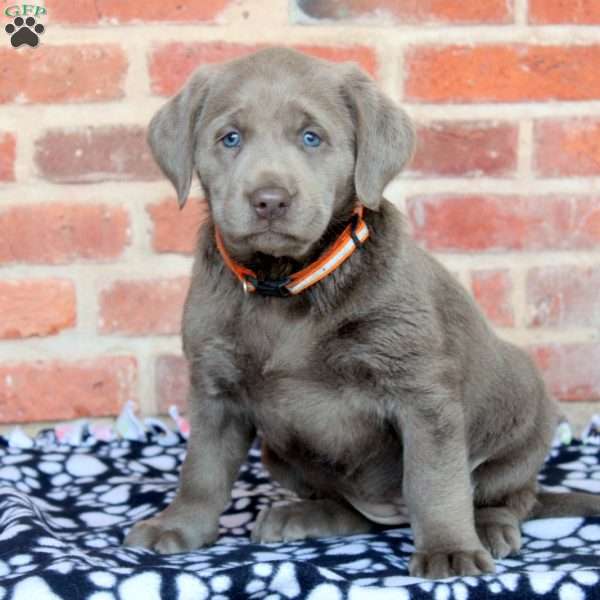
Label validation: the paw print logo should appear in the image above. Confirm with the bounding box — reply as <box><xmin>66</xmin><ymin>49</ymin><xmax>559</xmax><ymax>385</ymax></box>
<box><xmin>5</xmin><ymin>16</ymin><xmax>45</xmax><ymax>48</ymax></box>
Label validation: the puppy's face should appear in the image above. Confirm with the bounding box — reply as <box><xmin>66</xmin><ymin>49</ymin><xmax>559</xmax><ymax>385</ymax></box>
<box><xmin>195</xmin><ymin>60</ymin><xmax>355</xmax><ymax>259</ymax></box>
<box><xmin>148</xmin><ymin>48</ymin><xmax>414</xmax><ymax>260</ymax></box>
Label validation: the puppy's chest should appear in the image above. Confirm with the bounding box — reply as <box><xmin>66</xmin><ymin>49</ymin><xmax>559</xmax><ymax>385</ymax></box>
<box><xmin>238</xmin><ymin>303</ymin><xmax>315</xmax><ymax>377</ymax></box>
<box><xmin>235</xmin><ymin>306</ymin><xmax>395</xmax><ymax>471</ymax></box>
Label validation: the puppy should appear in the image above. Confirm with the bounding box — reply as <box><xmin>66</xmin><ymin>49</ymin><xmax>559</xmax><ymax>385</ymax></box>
<box><xmin>125</xmin><ymin>47</ymin><xmax>600</xmax><ymax>578</ymax></box>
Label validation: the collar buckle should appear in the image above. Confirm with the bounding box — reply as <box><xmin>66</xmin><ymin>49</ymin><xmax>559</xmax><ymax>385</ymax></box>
<box><xmin>241</xmin><ymin>279</ymin><xmax>251</xmax><ymax>295</ymax></box>
<box><xmin>246</xmin><ymin>276</ymin><xmax>291</xmax><ymax>298</ymax></box>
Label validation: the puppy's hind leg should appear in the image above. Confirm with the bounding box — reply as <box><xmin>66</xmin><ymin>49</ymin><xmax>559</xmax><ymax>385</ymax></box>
<box><xmin>254</xmin><ymin>444</ymin><xmax>372</xmax><ymax>543</ymax></box>
<box><xmin>475</xmin><ymin>488</ymin><xmax>536</xmax><ymax>559</ymax></box>
<box><xmin>473</xmin><ymin>456</ymin><xmax>539</xmax><ymax>559</ymax></box>
<box><xmin>475</xmin><ymin>463</ymin><xmax>600</xmax><ymax>558</ymax></box>
<box><xmin>261</xmin><ymin>443</ymin><xmax>320</xmax><ymax>500</ymax></box>
<box><xmin>251</xmin><ymin>498</ymin><xmax>372</xmax><ymax>543</ymax></box>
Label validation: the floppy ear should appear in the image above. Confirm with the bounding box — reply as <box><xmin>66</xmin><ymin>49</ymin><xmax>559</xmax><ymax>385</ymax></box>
<box><xmin>342</xmin><ymin>66</ymin><xmax>415</xmax><ymax>211</ymax></box>
<box><xmin>147</xmin><ymin>67</ymin><xmax>213</xmax><ymax>208</ymax></box>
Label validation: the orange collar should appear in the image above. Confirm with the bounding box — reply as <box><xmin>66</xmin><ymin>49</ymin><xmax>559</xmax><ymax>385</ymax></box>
<box><xmin>214</xmin><ymin>205</ymin><xmax>370</xmax><ymax>297</ymax></box>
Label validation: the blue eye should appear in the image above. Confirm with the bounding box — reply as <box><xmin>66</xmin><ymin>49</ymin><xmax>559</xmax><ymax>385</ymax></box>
<box><xmin>302</xmin><ymin>131</ymin><xmax>321</xmax><ymax>148</ymax></box>
<box><xmin>222</xmin><ymin>131</ymin><xmax>241</xmax><ymax>148</ymax></box>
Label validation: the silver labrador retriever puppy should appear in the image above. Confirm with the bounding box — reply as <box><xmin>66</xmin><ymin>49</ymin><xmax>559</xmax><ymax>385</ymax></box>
<box><xmin>125</xmin><ymin>47</ymin><xmax>600</xmax><ymax>578</ymax></box>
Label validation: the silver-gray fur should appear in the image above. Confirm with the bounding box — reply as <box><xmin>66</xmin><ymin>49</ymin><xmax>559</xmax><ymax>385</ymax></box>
<box><xmin>124</xmin><ymin>47</ymin><xmax>600</xmax><ymax>579</ymax></box>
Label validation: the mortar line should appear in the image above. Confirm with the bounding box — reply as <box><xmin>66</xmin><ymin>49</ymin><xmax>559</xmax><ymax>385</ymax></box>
<box><xmin>39</xmin><ymin>23</ymin><xmax>600</xmax><ymax>45</ymax></box>
<box><xmin>514</xmin><ymin>0</ymin><xmax>529</xmax><ymax>26</ymax></box>
<box><xmin>6</xmin><ymin>101</ymin><xmax>600</xmax><ymax>133</ymax></box>
<box><xmin>517</xmin><ymin>118</ymin><xmax>534</xmax><ymax>179</ymax></box>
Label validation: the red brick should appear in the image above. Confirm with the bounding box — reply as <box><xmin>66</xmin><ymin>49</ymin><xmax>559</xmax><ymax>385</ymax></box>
<box><xmin>0</xmin><ymin>203</ymin><xmax>129</xmax><ymax>264</ymax></box>
<box><xmin>408</xmin><ymin>195</ymin><xmax>600</xmax><ymax>252</ymax></box>
<box><xmin>0</xmin><ymin>357</ymin><xmax>137</xmax><ymax>423</ymax></box>
<box><xmin>527</xmin><ymin>265</ymin><xmax>600</xmax><ymax>328</ymax></box>
<box><xmin>407</xmin><ymin>195</ymin><xmax>600</xmax><ymax>252</ymax></box>
<box><xmin>405</xmin><ymin>45</ymin><xmax>600</xmax><ymax>103</ymax></box>
<box><xmin>45</xmin><ymin>0</ymin><xmax>231</xmax><ymax>24</ymax></box>
<box><xmin>0</xmin><ymin>46</ymin><xmax>126</xmax><ymax>104</ymax></box>
<box><xmin>529</xmin><ymin>344</ymin><xmax>600</xmax><ymax>401</ymax></box>
<box><xmin>39</xmin><ymin>0</ymin><xmax>98</xmax><ymax>23</ymax></box>
<box><xmin>99</xmin><ymin>278</ymin><xmax>189</xmax><ymax>335</ymax></box>
<box><xmin>530</xmin><ymin>0</ymin><xmax>600</xmax><ymax>24</ymax></box>
<box><xmin>147</xmin><ymin>197</ymin><xmax>208</xmax><ymax>254</ymax></box>
<box><xmin>471</xmin><ymin>270</ymin><xmax>514</xmax><ymax>327</ymax></box>
<box><xmin>35</xmin><ymin>126</ymin><xmax>161</xmax><ymax>182</ymax></box>
<box><xmin>409</xmin><ymin>121</ymin><xmax>517</xmax><ymax>177</ymax></box>
<box><xmin>293</xmin><ymin>0</ymin><xmax>512</xmax><ymax>24</ymax></box>
<box><xmin>0</xmin><ymin>133</ymin><xmax>16</xmax><ymax>181</ymax></box>
<box><xmin>150</xmin><ymin>42</ymin><xmax>257</xmax><ymax>96</ymax></box>
<box><xmin>156</xmin><ymin>355</ymin><xmax>189</xmax><ymax>413</ymax></box>
<box><xmin>150</xmin><ymin>42</ymin><xmax>378</xmax><ymax>96</ymax></box>
<box><xmin>534</xmin><ymin>119</ymin><xmax>600</xmax><ymax>177</ymax></box>
<box><xmin>296</xmin><ymin>45</ymin><xmax>378</xmax><ymax>77</ymax></box>
<box><xmin>0</xmin><ymin>280</ymin><xmax>76</xmax><ymax>339</ymax></box>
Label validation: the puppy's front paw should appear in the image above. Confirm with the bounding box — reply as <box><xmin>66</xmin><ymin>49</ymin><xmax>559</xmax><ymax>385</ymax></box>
<box><xmin>124</xmin><ymin>514</ymin><xmax>217</xmax><ymax>554</ymax></box>
<box><xmin>409</xmin><ymin>547</ymin><xmax>495</xmax><ymax>579</ymax></box>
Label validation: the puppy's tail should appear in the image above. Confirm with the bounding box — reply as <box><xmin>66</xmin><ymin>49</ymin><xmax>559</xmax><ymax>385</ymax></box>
<box><xmin>530</xmin><ymin>491</ymin><xmax>600</xmax><ymax>519</ymax></box>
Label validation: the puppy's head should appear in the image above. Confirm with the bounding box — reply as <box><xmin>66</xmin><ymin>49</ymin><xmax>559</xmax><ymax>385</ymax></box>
<box><xmin>148</xmin><ymin>47</ymin><xmax>414</xmax><ymax>260</ymax></box>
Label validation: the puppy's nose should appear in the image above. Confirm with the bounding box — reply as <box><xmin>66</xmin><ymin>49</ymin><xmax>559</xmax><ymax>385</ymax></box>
<box><xmin>250</xmin><ymin>186</ymin><xmax>291</xmax><ymax>220</ymax></box>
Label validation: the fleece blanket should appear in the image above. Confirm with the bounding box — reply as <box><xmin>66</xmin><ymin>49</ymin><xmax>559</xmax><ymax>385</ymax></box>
<box><xmin>0</xmin><ymin>416</ymin><xmax>599</xmax><ymax>600</ymax></box>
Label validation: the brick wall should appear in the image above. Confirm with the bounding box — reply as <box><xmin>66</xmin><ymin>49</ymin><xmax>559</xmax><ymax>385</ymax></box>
<box><xmin>1</xmin><ymin>0</ymin><xmax>599</xmax><ymax>425</ymax></box>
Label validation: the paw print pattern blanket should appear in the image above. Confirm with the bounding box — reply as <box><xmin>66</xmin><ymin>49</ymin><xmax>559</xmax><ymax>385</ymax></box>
<box><xmin>1</xmin><ymin>420</ymin><xmax>599</xmax><ymax>600</ymax></box>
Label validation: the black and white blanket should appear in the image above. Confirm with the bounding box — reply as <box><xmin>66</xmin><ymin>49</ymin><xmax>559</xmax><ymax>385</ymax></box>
<box><xmin>1</xmin><ymin>417</ymin><xmax>600</xmax><ymax>600</ymax></box>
